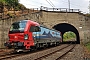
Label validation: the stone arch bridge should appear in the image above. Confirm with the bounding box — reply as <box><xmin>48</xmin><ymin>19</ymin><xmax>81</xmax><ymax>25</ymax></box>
<box><xmin>0</xmin><ymin>7</ymin><xmax>90</xmax><ymax>48</ymax></box>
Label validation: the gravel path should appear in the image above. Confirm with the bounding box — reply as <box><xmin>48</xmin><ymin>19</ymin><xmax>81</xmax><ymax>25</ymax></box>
<box><xmin>60</xmin><ymin>44</ymin><xmax>84</xmax><ymax>60</ymax></box>
<box><xmin>0</xmin><ymin>49</ymin><xmax>13</xmax><ymax>55</ymax></box>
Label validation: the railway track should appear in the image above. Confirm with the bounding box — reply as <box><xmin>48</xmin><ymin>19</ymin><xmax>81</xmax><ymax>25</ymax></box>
<box><xmin>0</xmin><ymin>45</ymin><xmax>62</xmax><ymax>60</ymax></box>
<box><xmin>0</xmin><ymin>44</ymin><xmax>76</xmax><ymax>60</ymax></box>
<box><xmin>0</xmin><ymin>52</ymin><xmax>23</xmax><ymax>60</ymax></box>
<box><xmin>34</xmin><ymin>44</ymin><xmax>76</xmax><ymax>60</ymax></box>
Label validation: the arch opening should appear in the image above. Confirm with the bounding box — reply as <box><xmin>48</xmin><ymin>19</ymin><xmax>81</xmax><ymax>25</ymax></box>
<box><xmin>53</xmin><ymin>23</ymin><xmax>80</xmax><ymax>44</ymax></box>
<box><xmin>63</xmin><ymin>31</ymin><xmax>76</xmax><ymax>42</ymax></box>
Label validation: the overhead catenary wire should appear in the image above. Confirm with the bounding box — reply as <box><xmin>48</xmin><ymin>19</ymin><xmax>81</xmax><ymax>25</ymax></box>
<box><xmin>48</xmin><ymin>0</ymin><xmax>55</xmax><ymax>7</ymax></box>
<box><xmin>68</xmin><ymin>0</ymin><xmax>70</xmax><ymax>9</ymax></box>
<box><xmin>20</xmin><ymin>0</ymin><xmax>81</xmax><ymax>9</ymax></box>
<box><xmin>45</xmin><ymin>0</ymin><xmax>54</xmax><ymax>8</ymax></box>
<box><xmin>20</xmin><ymin>0</ymin><xmax>85</xmax><ymax>10</ymax></box>
<box><xmin>89</xmin><ymin>1</ymin><xmax>90</xmax><ymax>13</ymax></box>
<box><xmin>61</xmin><ymin>0</ymin><xmax>84</xmax><ymax>8</ymax></box>
<box><xmin>30</xmin><ymin>0</ymin><xmax>54</xmax><ymax>7</ymax></box>
<box><xmin>21</xmin><ymin>0</ymin><xmax>54</xmax><ymax>8</ymax></box>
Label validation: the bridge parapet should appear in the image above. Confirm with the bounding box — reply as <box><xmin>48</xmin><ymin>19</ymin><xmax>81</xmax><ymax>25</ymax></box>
<box><xmin>26</xmin><ymin>6</ymin><xmax>80</xmax><ymax>13</ymax></box>
<box><xmin>40</xmin><ymin>6</ymin><xmax>80</xmax><ymax>13</ymax></box>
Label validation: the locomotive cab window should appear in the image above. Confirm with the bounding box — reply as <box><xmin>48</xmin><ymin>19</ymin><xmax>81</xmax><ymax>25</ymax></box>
<box><xmin>30</xmin><ymin>26</ymin><xmax>41</xmax><ymax>32</ymax></box>
<box><xmin>9</xmin><ymin>21</ymin><xmax>27</xmax><ymax>33</ymax></box>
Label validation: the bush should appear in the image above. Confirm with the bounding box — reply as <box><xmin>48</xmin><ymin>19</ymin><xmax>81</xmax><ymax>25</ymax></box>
<box><xmin>63</xmin><ymin>32</ymin><xmax>76</xmax><ymax>41</ymax></box>
<box><xmin>85</xmin><ymin>42</ymin><xmax>90</xmax><ymax>51</ymax></box>
<box><xmin>7</xmin><ymin>13</ymin><xmax>14</xmax><ymax>18</ymax></box>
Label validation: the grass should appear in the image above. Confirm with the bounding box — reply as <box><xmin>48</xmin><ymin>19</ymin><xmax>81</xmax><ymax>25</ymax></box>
<box><xmin>85</xmin><ymin>42</ymin><xmax>90</xmax><ymax>51</ymax></box>
<box><xmin>63</xmin><ymin>38</ymin><xmax>75</xmax><ymax>42</ymax></box>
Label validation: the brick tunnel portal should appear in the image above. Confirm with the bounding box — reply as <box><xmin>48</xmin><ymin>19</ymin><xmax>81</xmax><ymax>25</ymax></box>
<box><xmin>53</xmin><ymin>23</ymin><xmax>80</xmax><ymax>44</ymax></box>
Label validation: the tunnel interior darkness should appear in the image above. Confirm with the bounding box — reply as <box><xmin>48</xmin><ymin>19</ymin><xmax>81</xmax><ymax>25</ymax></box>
<box><xmin>53</xmin><ymin>23</ymin><xmax>80</xmax><ymax>44</ymax></box>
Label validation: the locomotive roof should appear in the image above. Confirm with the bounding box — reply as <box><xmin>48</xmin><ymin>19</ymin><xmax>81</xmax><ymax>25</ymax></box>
<box><xmin>40</xmin><ymin>25</ymin><xmax>60</xmax><ymax>32</ymax></box>
<box><xmin>13</xmin><ymin>20</ymin><xmax>39</xmax><ymax>26</ymax></box>
<box><xmin>28</xmin><ymin>20</ymin><xmax>40</xmax><ymax>26</ymax></box>
<box><xmin>14</xmin><ymin>20</ymin><xmax>28</xmax><ymax>23</ymax></box>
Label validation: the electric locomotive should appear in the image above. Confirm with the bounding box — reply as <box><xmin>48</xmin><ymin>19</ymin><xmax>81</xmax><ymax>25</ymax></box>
<box><xmin>4</xmin><ymin>20</ymin><xmax>62</xmax><ymax>52</ymax></box>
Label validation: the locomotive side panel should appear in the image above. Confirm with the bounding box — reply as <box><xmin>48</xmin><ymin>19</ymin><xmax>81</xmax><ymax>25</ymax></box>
<box><xmin>32</xmin><ymin>26</ymin><xmax>62</xmax><ymax>46</ymax></box>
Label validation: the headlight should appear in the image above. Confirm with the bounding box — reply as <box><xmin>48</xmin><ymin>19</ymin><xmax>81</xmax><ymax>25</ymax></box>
<box><xmin>24</xmin><ymin>34</ymin><xmax>28</xmax><ymax>40</ymax></box>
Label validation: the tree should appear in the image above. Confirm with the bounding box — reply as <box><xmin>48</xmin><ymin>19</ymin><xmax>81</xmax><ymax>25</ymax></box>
<box><xmin>4</xmin><ymin>0</ymin><xmax>19</xmax><ymax>10</ymax></box>
<box><xmin>63</xmin><ymin>32</ymin><xmax>76</xmax><ymax>41</ymax></box>
<box><xmin>0</xmin><ymin>0</ymin><xmax>26</xmax><ymax>12</ymax></box>
<box><xmin>0</xmin><ymin>0</ymin><xmax>6</xmax><ymax>4</ymax></box>
<box><xmin>0</xmin><ymin>0</ymin><xmax>6</xmax><ymax>13</ymax></box>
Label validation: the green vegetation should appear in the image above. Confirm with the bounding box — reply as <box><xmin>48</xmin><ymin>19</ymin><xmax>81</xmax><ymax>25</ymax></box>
<box><xmin>0</xmin><ymin>0</ymin><xmax>26</xmax><ymax>11</ymax></box>
<box><xmin>0</xmin><ymin>0</ymin><xmax>5</xmax><ymax>4</ymax></box>
<box><xmin>85</xmin><ymin>42</ymin><xmax>90</xmax><ymax>51</ymax></box>
<box><xmin>63</xmin><ymin>31</ymin><xmax>76</xmax><ymax>41</ymax></box>
<box><xmin>85</xmin><ymin>13</ymin><xmax>90</xmax><ymax>17</ymax></box>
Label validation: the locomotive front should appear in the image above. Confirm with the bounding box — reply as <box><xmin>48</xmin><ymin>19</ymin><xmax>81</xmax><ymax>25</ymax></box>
<box><xmin>4</xmin><ymin>20</ymin><xmax>33</xmax><ymax>50</ymax></box>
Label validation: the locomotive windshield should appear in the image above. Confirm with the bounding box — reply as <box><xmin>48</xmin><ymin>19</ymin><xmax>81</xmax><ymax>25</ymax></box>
<box><xmin>30</xmin><ymin>26</ymin><xmax>41</xmax><ymax>32</ymax></box>
<box><xmin>9</xmin><ymin>21</ymin><xmax>27</xmax><ymax>33</ymax></box>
